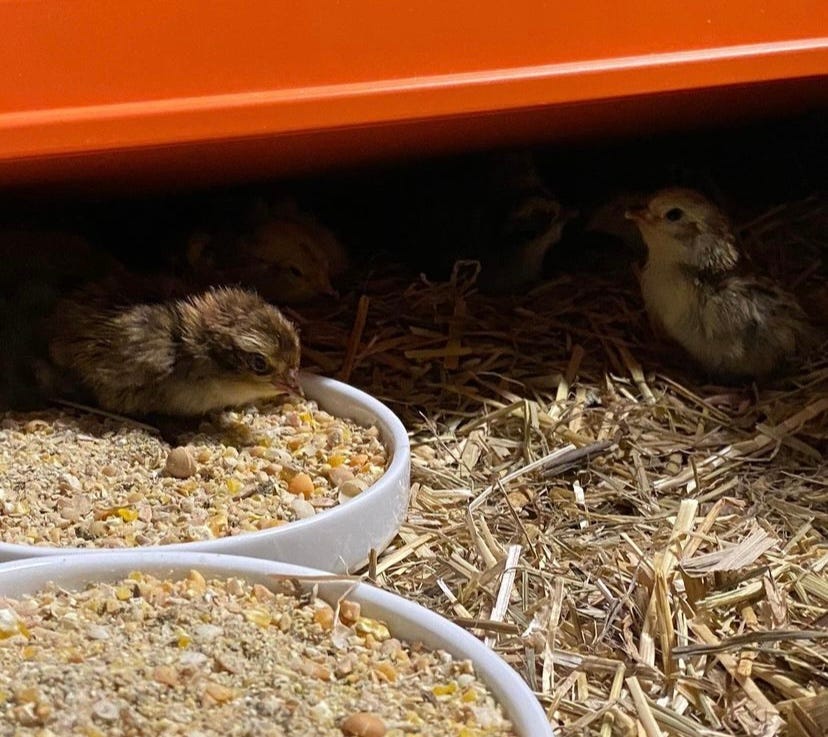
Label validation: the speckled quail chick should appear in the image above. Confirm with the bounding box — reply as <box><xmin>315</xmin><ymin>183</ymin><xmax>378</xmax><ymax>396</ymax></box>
<box><xmin>47</xmin><ymin>284</ymin><xmax>302</xmax><ymax>416</ymax></box>
<box><xmin>626</xmin><ymin>187</ymin><xmax>816</xmax><ymax>380</ymax></box>
<box><xmin>187</xmin><ymin>197</ymin><xmax>348</xmax><ymax>304</ymax></box>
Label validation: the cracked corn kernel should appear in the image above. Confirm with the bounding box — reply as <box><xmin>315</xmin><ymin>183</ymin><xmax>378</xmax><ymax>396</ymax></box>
<box><xmin>116</xmin><ymin>507</ymin><xmax>138</xmax><ymax>522</ymax></box>
<box><xmin>301</xmin><ymin>659</ymin><xmax>332</xmax><ymax>681</ymax></box>
<box><xmin>244</xmin><ymin>608</ymin><xmax>272</xmax><ymax>627</ymax></box>
<box><xmin>14</xmin><ymin>686</ymin><xmax>41</xmax><ymax>703</ymax></box>
<box><xmin>287</xmin><ymin>436</ymin><xmax>305</xmax><ymax>451</ymax></box>
<box><xmin>225</xmin><ymin>478</ymin><xmax>243</xmax><ymax>495</ymax></box>
<box><xmin>207</xmin><ymin>514</ymin><xmax>228</xmax><ymax>536</ymax></box>
<box><xmin>257</xmin><ymin>517</ymin><xmax>285</xmax><ymax>529</ymax></box>
<box><xmin>21</xmin><ymin>645</ymin><xmax>38</xmax><ymax>659</ymax></box>
<box><xmin>288</xmin><ymin>472</ymin><xmax>314</xmax><ymax>497</ymax></box>
<box><xmin>187</xmin><ymin>569</ymin><xmax>207</xmax><ymax>593</ymax></box>
<box><xmin>313</xmin><ymin>602</ymin><xmax>335</xmax><ymax>630</ymax></box>
<box><xmin>432</xmin><ymin>682</ymin><xmax>458</xmax><ymax>696</ymax></box>
<box><xmin>374</xmin><ymin>661</ymin><xmax>397</xmax><ymax>682</ymax></box>
<box><xmin>0</xmin><ymin>608</ymin><xmax>28</xmax><ymax>639</ymax></box>
<box><xmin>252</xmin><ymin>583</ymin><xmax>275</xmax><ymax>601</ymax></box>
<box><xmin>355</xmin><ymin>617</ymin><xmax>390</xmax><ymax>641</ymax></box>
<box><xmin>338</xmin><ymin>599</ymin><xmax>361</xmax><ymax>625</ymax></box>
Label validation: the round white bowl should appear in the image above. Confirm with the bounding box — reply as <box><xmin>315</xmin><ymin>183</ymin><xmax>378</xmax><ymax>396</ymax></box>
<box><xmin>0</xmin><ymin>373</ymin><xmax>411</xmax><ymax>573</ymax></box>
<box><xmin>0</xmin><ymin>552</ymin><xmax>553</xmax><ymax>737</ymax></box>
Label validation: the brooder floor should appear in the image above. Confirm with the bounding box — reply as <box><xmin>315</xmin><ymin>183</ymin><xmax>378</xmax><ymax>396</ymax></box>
<box><xmin>296</xmin><ymin>194</ymin><xmax>828</xmax><ymax>736</ymax></box>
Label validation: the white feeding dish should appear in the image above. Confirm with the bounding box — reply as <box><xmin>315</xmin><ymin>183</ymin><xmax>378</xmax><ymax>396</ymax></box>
<box><xmin>0</xmin><ymin>374</ymin><xmax>411</xmax><ymax>573</ymax></box>
<box><xmin>0</xmin><ymin>552</ymin><xmax>554</xmax><ymax>737</ymax></box>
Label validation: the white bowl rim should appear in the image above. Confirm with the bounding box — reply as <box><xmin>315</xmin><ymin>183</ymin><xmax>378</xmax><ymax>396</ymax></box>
<box><xmin>0</xmin><ymin>551</ymin><xmax>553</xmax><ymax>737</ymax></box>
<box><xmin>0</xmin><ymin>372</ymin><xmax>410</xmax><ymax>556</ymax></box>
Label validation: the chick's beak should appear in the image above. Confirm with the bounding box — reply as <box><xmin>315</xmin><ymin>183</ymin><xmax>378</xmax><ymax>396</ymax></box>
<box><xmin>624</xmin><ymin>206</ymin><xmax>652</xmax><ymax>224</ymax></box>
<box><xmin>273</xmin><ymin>368</ymin><xmax>303</xmax><ymax>397</ymax></box>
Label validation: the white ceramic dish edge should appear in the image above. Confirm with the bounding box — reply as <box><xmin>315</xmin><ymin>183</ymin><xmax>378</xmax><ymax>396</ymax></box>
<box><xmin>0</xmin><ymin>373</ymin><xmax>411</xmax><ymax>573</ymax></box>
<box><xmin>0</xmin><ymin>551</ymin><xmax>554</xmax><ymax>737</ymax></box>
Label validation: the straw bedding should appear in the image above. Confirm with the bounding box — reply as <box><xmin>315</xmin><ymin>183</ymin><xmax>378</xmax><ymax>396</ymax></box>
<box><xmin>295</xmin><ymin>195</ymin><xmax>828</xmax><ymax>736</ymax></box>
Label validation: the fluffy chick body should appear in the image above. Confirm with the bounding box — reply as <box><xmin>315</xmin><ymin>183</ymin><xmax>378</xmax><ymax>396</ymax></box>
<box><xmin>48</xmin><ymin>285</ymin><xmax>301</xmax><ymax>416</ymax></box>
<box><xmin>629</xmin><ymin>187</ymin><xmax>813</xmax><ymax>379</ymax></box>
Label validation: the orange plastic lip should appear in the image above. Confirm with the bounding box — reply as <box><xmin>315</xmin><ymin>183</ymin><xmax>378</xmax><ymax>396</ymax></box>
<box><xmin>0</xmin><ymin>1</ymin><xmax>826</xmax><ymax>185</ymax></box>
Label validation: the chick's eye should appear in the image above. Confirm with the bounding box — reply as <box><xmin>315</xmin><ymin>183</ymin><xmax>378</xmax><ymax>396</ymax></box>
<box><xmin>288</xmin><ymin>265</ymin><xmax>303</xmax><ymax>278</ymax></box>
<box><xmin>247</xmin><ymin>353</ymin><xmax>270</xmax><ymax>375</ymax></box>
<box><xmin>665</xmin><ymin>208</ymin><xmax>684</xmax><ymax>222</ymax></box>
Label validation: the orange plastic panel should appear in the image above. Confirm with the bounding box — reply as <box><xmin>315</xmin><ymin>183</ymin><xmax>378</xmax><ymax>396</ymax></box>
<box><xmin>0</xmin><ymin>0</ymin><xmax>826</xmax><ymax>188</ymax></box>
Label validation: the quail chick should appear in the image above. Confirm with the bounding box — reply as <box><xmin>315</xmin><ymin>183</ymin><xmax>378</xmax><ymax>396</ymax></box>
<box><xmin>188</xmin><ymin>197</ymin><xmax>348</xmax><ymax>304</ymax></box>
<box><xmin>47</xmin><ymin>284</ymin><xmax>302</xmax><ymax>416</ymax></box>
<box><xmin>378</xmin><ymin>151</ymin><xmax>574</xmax><ymax>292</ymax></box>
<box><xmin>477</xmin><ymin>151</ymin><xmax>576</xmax><ymax>292</ymax></box>
<box><xmin>626</xmin><ymin>187</ymin><xmax>815</xmax><ymax>380</ymax></box>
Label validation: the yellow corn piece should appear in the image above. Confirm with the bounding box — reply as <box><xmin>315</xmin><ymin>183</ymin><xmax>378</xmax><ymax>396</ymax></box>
<box><xmin>374</xmin><ymin>661</ymin><xmax>398</xmax><ymax>682</ymax></box>
<box><xmin>432</xmin><ymin>681</ymin><xmax>458</xmax><ymax>697</ymax></box>
<box><xmin>21</xmin><ymin>645</ymin><xmax>38</xmax><ymax>660</ymax></box>
<box><xmin>354</xmin><ymin>616</ymin><xmax>390</xmax><ymax>641</ymax></box>
<box><xmin>244</xmin><ymin>608</ymin><xmax>272</xmax><ymax>627</ymax></box>
<box><xmin>116</xmin><ymin>507</ymin><xmax>138</xmax><ymax>522</ymax></box>
<box><xmin>0</xmin><ymin>608</ymin><xmax>28</xmax><ymax>640</ymax></box>
<box><xmin>207</xmin><ymin>514</ymin><xmax>228</xmax><ymax>536</ymax></box>
<box><xmin>287</xmin><ymin>437</ymin><xmax>305</xmax><ymax>452</ymax></box>
<box><xmin>458</xmin><ymin>729</ymin><xmax>483</xmax><ymax>737</ymax></box>
<box><xmin>187</xmin><ymin>570</ymin><xmax>206</xmax><ymax>593</ymax></box>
